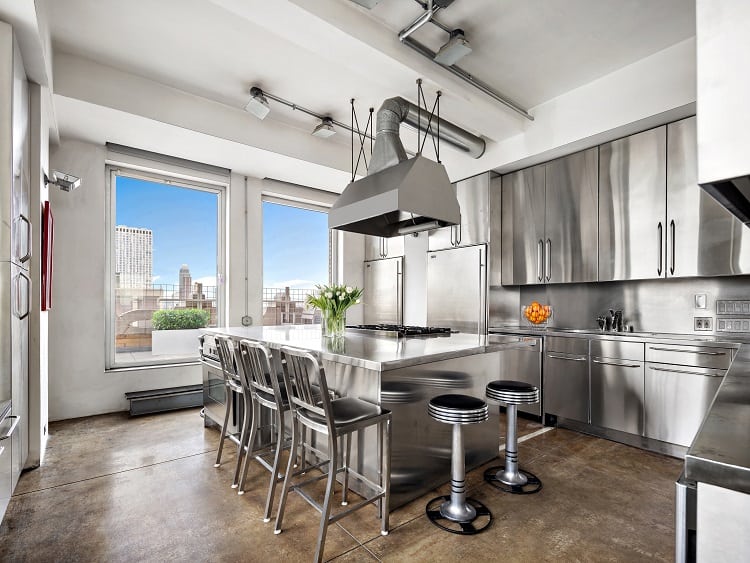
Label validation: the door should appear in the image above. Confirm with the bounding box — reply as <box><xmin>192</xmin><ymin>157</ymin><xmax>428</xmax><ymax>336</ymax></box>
<box><xmin>543</xmin><ymin>337</ymin><xmax>589</xmax><ymax>422</ymax></box>
<box><xmin>10</xmin><ymin>262</ymin><xmax>29</xmax><ymax>485</ymax></box>
<box><xmin>365</xmin><ymin>235</ymin><xmax>404</xmax><ymax>260</ymax></box>
<box><xmin>667</xmin><ymin>116</ymin><xmax>750</xmax><ymax>277</ymax></box>
<box><xmin>11</xmin><ymin>42</ymin><xmax>30</xmax><ymax>270</ymax></box>
<box><xmin>590</xmin><ymin>357</ymin><xmax>644</xmax><ymax>435</ymax></box>
<box><xmin>645</xmin><ymin>363</ymin><xmax>724</xmax><ymax>447</ymax></box>
<box><xmin>494</xmin><ymin>337</ymin><xmax>542</xmax><ymax>416</ymax></box>
<box><xmin>429</xmin><ymin>172</ymin><xmax>490</xmax><ymax>251</ymax></box>
<box><xmin>544</xmin><ymin>148</ymin><xmax>598</xmax><ymax>283</ymax></box>
<box><xmin>501</xmin><ymin>165</ymin><xmax>546</xmax><ymax>285</ymax></box>
<box><xmin>599</xmin><ymin>126</ymin><xmax>667</xmax><ymax>281</ymax></box>
<box><xmin>427</xmin><ymin>245</ymin><xmax>486</xmax><ymax>334</ymax></box>
<box><xmin>363</xmin><ymin>257</ymin><xmax>403</xmax><ymax>325</ymax></box>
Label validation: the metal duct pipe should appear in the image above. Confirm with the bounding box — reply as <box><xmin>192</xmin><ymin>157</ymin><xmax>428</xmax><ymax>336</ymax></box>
<box><xmin>369</xmin><ymin>96</ymin><xmax>485</xmax><ymax>175</ymax></box>
<box><xmin>398</xmin><ymin>0</ymin><xmax>440</xmax><ymax>41</ymax></box>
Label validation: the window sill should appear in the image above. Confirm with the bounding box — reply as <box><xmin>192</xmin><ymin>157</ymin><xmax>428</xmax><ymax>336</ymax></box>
<box><xmin>105</xmin><ymin>361</ymin><xmax>200</xmax><ymax>374</ymax></box>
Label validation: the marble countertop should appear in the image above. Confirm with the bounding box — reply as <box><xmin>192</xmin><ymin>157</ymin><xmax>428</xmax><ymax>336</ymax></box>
<box><xmin>202</xmin><ymin>325</ymin><xmax>536</xmax><ymax>372</ymax></box>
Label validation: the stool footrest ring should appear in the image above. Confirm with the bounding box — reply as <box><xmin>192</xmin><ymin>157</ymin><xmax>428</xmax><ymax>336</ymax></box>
<box><xmin>425</xmin><ymin>495</ymin><xmax>492</xmax><ymax>535</ymax></box>
<box><xmin>483</xmin><ymin>465</ymin><xmax>543</xmax><ymax>494</ymax></box>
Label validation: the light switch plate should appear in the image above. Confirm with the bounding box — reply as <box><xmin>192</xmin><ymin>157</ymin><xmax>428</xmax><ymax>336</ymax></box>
<box><xmin>695</xmin><ymin>293</ymin><xmax>707</xmax><ymax>309</ymax></box>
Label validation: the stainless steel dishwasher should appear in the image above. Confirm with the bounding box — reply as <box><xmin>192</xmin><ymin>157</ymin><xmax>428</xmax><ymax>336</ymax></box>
<box><xmin>543</xmin><ymin>336</ymin><xmax>589</xmax><ymax>423</ymax></box>
<box><xmin>644</xmin><ymin>343</ymin><xmax>733</xmax><ymax>447</ymax></box>
<box><xmin>590</xmin><ymin>339</ymin><xmax>645</xmax><ymax>435</ymax></box>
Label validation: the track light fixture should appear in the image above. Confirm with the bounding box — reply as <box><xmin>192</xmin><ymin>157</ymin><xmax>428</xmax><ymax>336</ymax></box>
<box><xmin>311</xmin><ymin>117</ymin><xmax>336</xmax><ymax>138</ymax></box>
<box><xmin>45</xmin><ymin>170</ymin><xmax>81</xmax><ymax>192</ymax></box>
<box><xmin>434</xmin><ymin>28</ymin><xmax>472</xmax><ymax>65</ymax></box>
<box><xmin>245</xmin><ymin>87</ymin><xmax>271</xmax><ymax>119</ymax></box>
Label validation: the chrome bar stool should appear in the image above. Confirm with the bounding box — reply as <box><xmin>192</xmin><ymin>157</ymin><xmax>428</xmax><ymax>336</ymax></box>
<box><xmin>214</xmin><ymin>335</ymin><xmax>249</xmax><ymax>488</ymax></box>
<box><xmin>274</xmin><ymin>346</ymin><xmax>392</xmax><ymax>563</ymax></box>
<box><xmin>484</xmin><ymin>380</ymin><xmax>542</xmax><ymax>494</ymax></box>
<box><xmin>235</xmin><ymin>339</ymin><xmax>293</xmax><ymax>522</ymax></box>
<box><xmin>425</xmin><ymin>394</ymin><xmax>492</xmax><ymax>535</ymax></box>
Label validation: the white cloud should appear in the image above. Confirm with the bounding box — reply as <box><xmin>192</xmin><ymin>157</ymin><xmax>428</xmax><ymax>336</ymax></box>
<box><xmin>152</xmin><ymin>275</ymin><xmax>161</xmax><ymax>283</ymax></box>
<box><xmin>192</xmin><ymin>275</ymin><xmax>217</xmax><ymax>287</ymax></box>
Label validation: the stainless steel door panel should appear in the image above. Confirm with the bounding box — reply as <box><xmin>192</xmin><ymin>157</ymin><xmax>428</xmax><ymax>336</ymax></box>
<box><xmin>645</xmin><ymin>363</ymin><xmax>724</xmax><ymax>446</ymax></box>
<box><xmin>599</xmin><ymin>126</ymin><xmax>667</xmax><ymax>281</ymax></box>
<box><xmin>543</xmin><ymin>351</ymin><xmax>589</xmax><ymax>422</ymax></box>
<box><xmin>667</xmin><ymin>117</ymin><xmax>750</xmax><ymax>277</ymax></box>
<box><xmin>10</xmin><ymin>263</ymin><xmax>28</xmax><ymax>483</ymax></box>
<box><xmin>0</xmin><ymin>265</ymin><xmax>12</xmax><ymax>405</ymax></box>
<box><xmin>383</xmin><ymin>236</ymin><xmax>404</xmax><ymax>258</ymax></box>
<box><xmin>590</xmin><ymin>339</ymin><xmax>644</xmax><ymax>361</ymax></box>
<box><xmin>364</xmin><ymin>235</ymin><xmax>382</xmax><ymax>261</ymax></box>
<box><xmin>427</xmin><ymin>226</ymin><xmax>454</xmax><ymax>251</ymax></box>
<box><xmin>590</xmin><ymin>358</ymin><xmax>644</xmax><ymax>435</ymax></box>
<box><xmin>645</xmin><ymin>344</ymin><xmax>733</xmax><ymax>370</ymax></box>
<box><xmin>495</xmin><ymin>337</ymin><xmax>542</xmax><ymax>415</ymax></box>
<box><xmin>545</xmin><ymin>148</ymin><xmax>599</xmax><ymax>283</ymax></box>
<box><xmin>0</xmin><ymin>428</ymin><xmax>11</xmax><ymax>521</ymax></box>
<box><xmin>501</xmin><ymin>165</ymin><xmax>545</xmax><ymax>285</ymax></box>
<box><xmin>427</xmin><ymin>245</ymin><xmax>486</xmax><ymax>334</ymax></box>
<box><xmin>363</xmin><ymin>257</ymin><xmax>403</xmax><ymax>325</ymax></box>
<box><xmin>545</xmin><ymin>336</ymin><xmax>589</xmax><ymax>355</ymax></box>
<box><xmin>455</xmin><ymin>172</ymin><xmax>490</xmax><ymax>247</ymax></box>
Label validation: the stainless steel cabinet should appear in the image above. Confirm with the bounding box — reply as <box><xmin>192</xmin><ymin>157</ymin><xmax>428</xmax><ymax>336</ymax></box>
<box><xmin>590</xmin><ymin>340</ymin><xmax>645</xmax><ymax>435</ymax></box>
<box><xmin>365</xmin><ymin>235</ymin><xmax>404</xmax><ymax>260</ymax></box>
<box><xmin>501</xmin><ymin>148</ymin><xmax>598</xmax><ymax>285</ymax></box>
<box><xmin>599</xmin><ymin>126</ymin><xmax>667</xmax><ymax>281</ymax></box>
<box><xmin>543</xmin><ymin>336</ymin><xmax>589</xmax><ymax>422</ymax></box>
<box><xmin>363</xmin><ymin>257</ymin><xmax>403</xmax><ymax>325</ymax></box>
<box><xmin>644</xmin><ymin>342</ymin><xmax>732</xmax><ymax>447</ymax></box>
<box><xmin>429</xmin><ymin>172</ymin><xmax>490</xmax><ymax>251</ymax></box>
<box><xmin>493</xmin><ymin>336</ymin><xmax>542</xmax><ymax>416</ymax></box>
<box><xmin>0</xmin><ymin>416</ymin><xmax>11</xmax><ymax>520</ymax></box>
<box><xmin>501</xmin><ymin>165</ymin><xmax>546</xmax><ymax>285</ymax></box>
<box><xmin>667</xmin><ymin>117</ymin><xmax>750</xmax><ymax>277</ymax></box>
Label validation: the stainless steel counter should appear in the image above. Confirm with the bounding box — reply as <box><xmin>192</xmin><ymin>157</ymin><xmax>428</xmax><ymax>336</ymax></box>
<box><xmin>685</xmin><ymin>341</ymin><xmax>750</xmax><ymax>494</ymax></box>
<box><xmin>202</xmin><ymin>325</ymin><xmax>535</xmax><ymax>371</ymax></box>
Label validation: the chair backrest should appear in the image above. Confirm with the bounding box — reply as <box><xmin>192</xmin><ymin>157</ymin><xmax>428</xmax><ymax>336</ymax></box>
<box><xmin>237</xmin><ymin>339</ymin><xmax>285</xmax><ymax>407</ymax></box>
<box><xmin>279</xmin><ymin>345</ymin><xmax>334</xmax><ymax>429</ymax></box>
<box><xmin>215</xmin><ymin>335</ymin><xmax>239</xmax><ymax>384</ymax></box>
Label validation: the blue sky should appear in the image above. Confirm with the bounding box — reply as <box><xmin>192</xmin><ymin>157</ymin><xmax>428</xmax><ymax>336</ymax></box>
<box><xmin>262</xmin><ymin>201</ymin><xmax>328</xmax><ymax>288</ymax></box>
<box><xmin>116</xmin><ymin>175</ymin><xmax>218</xmax><ymax>286</ymax></box>
<box><xmin>116</xmin><ymin>176</ymin><xmax>328</xmax><ymax>289</ymax></box>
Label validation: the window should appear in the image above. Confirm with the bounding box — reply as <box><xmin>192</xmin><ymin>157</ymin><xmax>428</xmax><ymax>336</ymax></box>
<box><xmin>106</xmin><ymin>166</ymin><xmax>225</xmax><ymax>368</ymax></box>
<box><xmin>262</xmin><ymin>200</ymin><xmax>330</xmax><ymax>326</ymax></box>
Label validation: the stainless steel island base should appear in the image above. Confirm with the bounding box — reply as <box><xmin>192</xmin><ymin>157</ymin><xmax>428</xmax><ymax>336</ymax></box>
<box><xmin>202</xmin><ymin>326</ymin><xmax>534</xmax><ymax>509</ymax></box>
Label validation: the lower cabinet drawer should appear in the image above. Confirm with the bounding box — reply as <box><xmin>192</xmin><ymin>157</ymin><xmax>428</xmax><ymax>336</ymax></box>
<box><xmin>590</xmin><ymin>357</ymin><xmax>644</xmax><ymax>435</ymax></box>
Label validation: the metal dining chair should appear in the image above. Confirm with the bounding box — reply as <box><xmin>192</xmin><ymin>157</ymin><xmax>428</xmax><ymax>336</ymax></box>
<box><xmin>214</xmin><ymin>335</ymin><xmax>249</xmax><ymax>488</ymax></box>
<box><xmin>274</xmin><ymin>345</ymin><xmax>392</xmax><ymax>563</ymax></box>
<box><xmin>235</xmin><ymin>339</ymin><xmax>292</xmax><ymax>522</ymax></box>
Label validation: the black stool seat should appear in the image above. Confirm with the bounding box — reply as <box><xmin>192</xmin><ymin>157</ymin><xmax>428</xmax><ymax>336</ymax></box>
<box><xmin>486</xmin><ymin>380</ymin><xmax>539</xmax><ymax>405</ymax></box>
<box><xmin>428</xmin><ymin>394</ymin><xmax>488</xmax><ymax>424</ymax></box>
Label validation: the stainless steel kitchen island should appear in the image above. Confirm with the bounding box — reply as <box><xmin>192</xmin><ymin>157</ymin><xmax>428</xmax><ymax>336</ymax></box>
<box><xmin>201</xmin><ymin>325</ymin><xmax>536</xmax><ymax>508</ymax></box>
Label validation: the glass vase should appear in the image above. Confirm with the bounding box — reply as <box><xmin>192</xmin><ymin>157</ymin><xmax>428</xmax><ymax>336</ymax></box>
<box><xmin>322</xmin><ymin>309</ymin><xmax>346</xmax><ymax>338</ymax></box>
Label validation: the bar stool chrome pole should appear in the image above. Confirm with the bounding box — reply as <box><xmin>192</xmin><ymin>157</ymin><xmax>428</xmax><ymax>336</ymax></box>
<box><xmin>484</xmin><ymin>380</ymin><xmax>542</xmax><ymax>494</ymax></box>
<box><xmin>425</xmin><ymin>394</ymin><xmax>492</xmax><ymax>535</ymax></box>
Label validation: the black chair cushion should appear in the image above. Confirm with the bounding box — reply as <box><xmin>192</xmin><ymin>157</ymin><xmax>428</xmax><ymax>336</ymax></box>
<box><xmin>487</xmin><ymin>380</ymin><xmax>537</xmax><ymax>394</ymax></box>
<box><xmin>429</xmin><ymin>394</ymin><xmax>486</xmax><ymax>411</ymax></box>
<box><xmin>299</xmin><ymin>397</ymin><xmax>383</xmax><ymax>427</ymax></box>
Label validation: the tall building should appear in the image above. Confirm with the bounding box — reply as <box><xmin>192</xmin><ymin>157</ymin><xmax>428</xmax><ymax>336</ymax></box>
<box><xmin>179</xmin><ymin>264</ymin><xmax>191</xmax><ymax>300</ymax></box>
<box><xmin>115</xmin><ymin>225</ymin><xmax>153</xmax><ymax>288</ymax></box>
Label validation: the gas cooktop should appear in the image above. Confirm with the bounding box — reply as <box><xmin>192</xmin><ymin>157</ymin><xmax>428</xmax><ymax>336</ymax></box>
<box><xmin>346</xmin><ymin>324</ymin><xmax>453</xmax><ymax>338</ymax></box>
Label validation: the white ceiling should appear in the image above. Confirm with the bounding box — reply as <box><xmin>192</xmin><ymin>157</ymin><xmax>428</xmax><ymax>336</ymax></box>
<box><xmin>44</xmin><ymin>0</ymin><xmax>696</xmax><ymax>188</ymax></box>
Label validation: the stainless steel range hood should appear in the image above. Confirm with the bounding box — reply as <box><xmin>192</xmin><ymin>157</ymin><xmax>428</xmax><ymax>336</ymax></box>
<box><xmin>700</xmin><ymin>176</ymin><xmax>750</xmax><ymax>227</ymax></box>
<box><xmin>329</xmin><ymin>97</ymin><xmax>484</xmax><ymax>237</ymax></box>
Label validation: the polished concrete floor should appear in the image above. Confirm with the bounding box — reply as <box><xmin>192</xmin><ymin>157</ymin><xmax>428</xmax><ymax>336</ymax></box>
<box><xmin>0</xmin><ymin>408</ymin><xmax>682</xmax><ymax>561</ymax></box>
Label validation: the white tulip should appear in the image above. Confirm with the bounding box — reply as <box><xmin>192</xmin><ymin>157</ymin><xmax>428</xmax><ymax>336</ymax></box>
<box><xmin>346</xmin><ymin>286</ymin><xmax>353</xmax><ymax>293</ymax></box>
<box><xmin>325</xmin><ymin>291</ymin><xmax>333</xmax><ymax>298</ymax></box>
<box><xmin>355</xmin><ymin>299</ymin><xmax>361</xmax><ymax>304</ymax></box>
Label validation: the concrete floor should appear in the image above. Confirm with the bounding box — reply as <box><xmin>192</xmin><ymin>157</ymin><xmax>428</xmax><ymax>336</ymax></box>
<box><xmin>0</xmin><ymin>408</ymin><xmax>682</xmax><ymax>562</ymax></box>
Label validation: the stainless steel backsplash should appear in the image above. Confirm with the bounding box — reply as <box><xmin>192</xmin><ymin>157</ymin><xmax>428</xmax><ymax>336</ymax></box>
<box><xmin>490</xmin><ymin>276</ymin><xmax>750</xmax><ymax>334</ymax></box>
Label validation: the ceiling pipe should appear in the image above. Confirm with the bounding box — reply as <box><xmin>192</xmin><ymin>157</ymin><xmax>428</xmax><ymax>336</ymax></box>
<box><xmin>398</xmin><ymin>0</ymin><xmax>439</xmax><ymax>41</ymax></box>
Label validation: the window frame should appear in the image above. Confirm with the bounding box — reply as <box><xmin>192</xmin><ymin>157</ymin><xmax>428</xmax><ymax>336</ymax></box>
<box><xmin>105</xmin><ymin>164</ymin><xmax>227</xmax><ymax>370</ymax></box>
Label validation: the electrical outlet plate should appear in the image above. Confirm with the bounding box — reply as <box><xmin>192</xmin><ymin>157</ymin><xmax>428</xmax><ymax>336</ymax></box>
<box><xmin>694</xmin><ymin>317</ymin><xmax>713</xmax><ymax>331</ymax></box>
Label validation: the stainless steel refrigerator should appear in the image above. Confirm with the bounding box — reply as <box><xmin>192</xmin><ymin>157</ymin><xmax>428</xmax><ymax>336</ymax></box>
<box><xmin>363</xmin><ymin>256</ymin><xmax>403</xmax><ymax>325</ymax></box>
<box><xmin>0</xmin><ymin>26</ymin><xmax>29</xmax><ymax>520</ymax></box>
<box><xmin>427</xmin><ymin>244</ymin><xmax>487</xmax><ymax>334</ymax></box>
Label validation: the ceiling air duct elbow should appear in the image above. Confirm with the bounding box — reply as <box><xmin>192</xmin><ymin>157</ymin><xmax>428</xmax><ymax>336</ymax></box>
<box><xmin>330</xmin><ymin>97</ymin><xmax>485</xmax><ymax>238</ymax></box>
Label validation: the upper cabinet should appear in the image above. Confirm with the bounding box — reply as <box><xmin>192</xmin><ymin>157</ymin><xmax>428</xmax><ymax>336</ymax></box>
<box><xmin>501</xmin><ymin>148</ymin><xmax>598</xmax><ymax>285</ymax></box>
<box><xmin>599</xmin><ymin>126</ymin><xmax>667</xmax><ymax>281</ymax></box>
<box><xmin>364</xmin><ymin>235</ymin><xmax>404</xmax><ymax>261</ymax></box>
<box><xmin>428</xmin><ymin>172</ymin><xmax>490</xmax><ymax>251</ymax></box>
<box><xmin>600</xmin><ymin>117</ymin><xmax>750</xmax><ymax>281</ymax></box>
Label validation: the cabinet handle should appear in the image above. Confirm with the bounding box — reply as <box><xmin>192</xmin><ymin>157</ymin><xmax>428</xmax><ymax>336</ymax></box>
<box><xmin>592</xmin><ymin>358</ymin><xmax>641</xmax><ymax>368</ymax></box>
<box><xmin>537</xmin><ymin>239</ymin><xmax>543</xmax><ymax>282</ymax></box>
<box><xmin>648</xmin><ymin>366</ymin><xmax>724</xmax><ymax>377</ymax></box>
<box><xmin>545</xmin><ymin>238</ymin><xmax>551</xmax><ymax>282</ymax></box>
<box><xmin>547</xmin><ymin>352</ymin><xmax>588</xmax><ymax>361</ymax></box>
<box><xmin>455</xmin><ymin>224</ymin><xmax>462</xmax><ymax>246</ymax></box>
<box><xmin>15</xmin><ymin>271</ymin><xmax>30</xmax><ymax>320</ymax></box>
<box><xmin>383</xmin><ymin>237</ymin><xmax>388</xmax><ymax>258</ymax></box>
<box><xmin>0</xmin><ymin>416</ymin><xmax>20</xmax><ymax>441</ymax></box>
<box><xmin>648</xmin><ymin>347</ymin><xmax>726</xmax><ymax>356</ymax></box>
<box><xmin>657</xmin><ymin>222</ymin><xmax>663</xmax><ymax>276</ymax></box>
<box><xmin>19</xmin><ymin>214</ymin><xmax>32</xmax><ymax>263</ymax></box>
<box><xmin>669</xmin><ymin>219</ymin><xmax>676</xmax><ymax>276</ymax></box>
